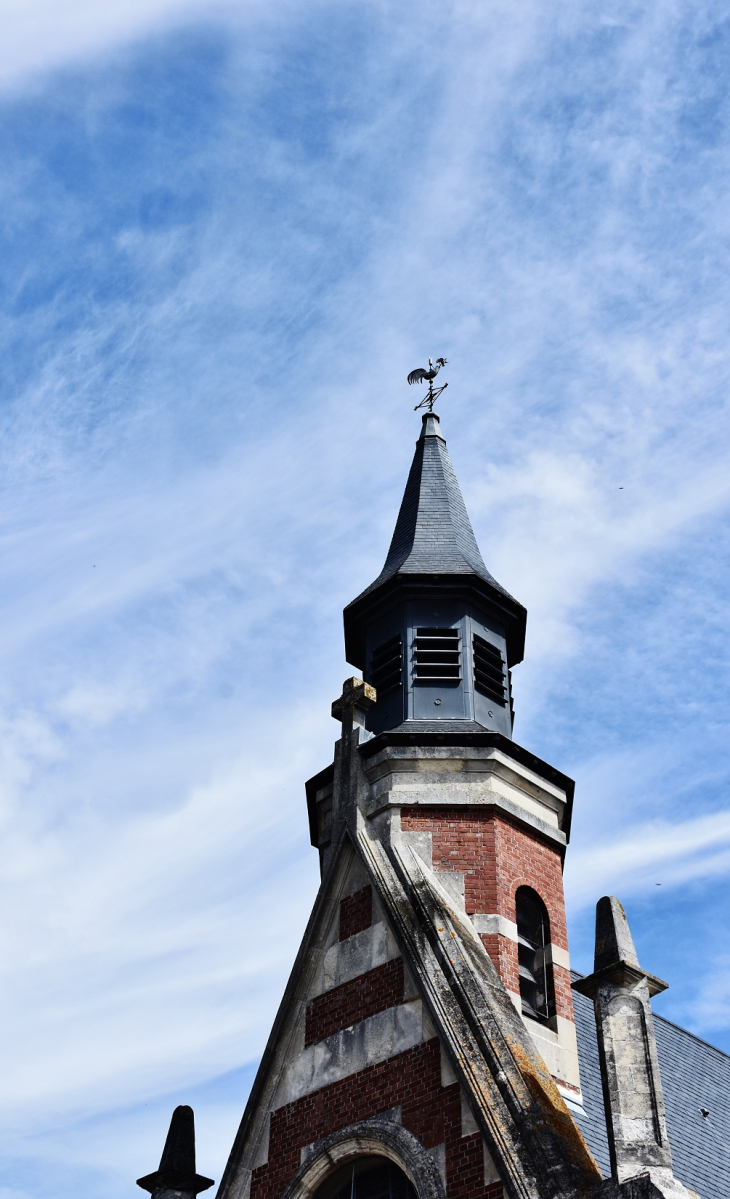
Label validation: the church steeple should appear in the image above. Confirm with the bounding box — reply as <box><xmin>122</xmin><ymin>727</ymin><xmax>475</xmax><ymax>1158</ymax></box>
<box><xmin>343</xmin><ymin>411</ymin><xmax>527</xmax><ymax>737</ymax></box>
<box><xmin>368</xmin><ymin>411</ymin><xmax>493</xmax><ymax>586</ymax></box>
<box><xmin>218</xmin><ymin>386</ymin><xmax>595</xmax><ymax>1199</ymax></box>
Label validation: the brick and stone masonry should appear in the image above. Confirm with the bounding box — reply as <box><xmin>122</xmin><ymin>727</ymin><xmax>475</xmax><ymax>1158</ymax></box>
<box><xmin>251</xmin><ymin>1039</ymin><xmax>501</xmax><ymax>1199</ymax></box>
<box><xmin>304</xmin><ymin>958</ymin><xmax>405</xmax><ymax>1047</ymax></box>
<box><xmin>400</xmin><ymin>808</ymin><xmax>575</xmax><ymax>1032</ymax></box>
<box><xmin>247</xmin><ymin>878</ymin><xmax>504</xmax><ymax>1199</ymax></box>
<box><xmin>339</xmin><ymin>885</ymin><xmax>373</xmax><ymax>941</ymax></box>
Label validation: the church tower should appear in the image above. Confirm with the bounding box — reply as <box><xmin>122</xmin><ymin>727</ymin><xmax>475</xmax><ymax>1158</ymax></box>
<box><xmin>343</xmin><ymin>410</ymin><xmax>524</xmax><ymax>738</ymax></box>
<box><xmin>314</xmin><ymin>410</ymin><xmax>582</xmax><ymax>1100</ymax></box>
<box><xmin>216</xmin><ymin>404</ymin><xmax>601</xmax><ymax>1199</ymax></box>
<box><xmin>133</xmin><ymin>382</ymin><xmax>715</xmax><ymax>1199</ymax></box>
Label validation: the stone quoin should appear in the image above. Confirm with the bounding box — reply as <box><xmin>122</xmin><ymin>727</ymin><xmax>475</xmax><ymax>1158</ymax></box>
<box><xmin>138</xmin><ymin>406</ymin><xmax>730</xmax><ymax>1199</ymax></box>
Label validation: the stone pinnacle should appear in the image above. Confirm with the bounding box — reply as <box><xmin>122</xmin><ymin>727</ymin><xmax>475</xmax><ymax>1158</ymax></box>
<box><xmin>137</xmin><ymin>1105</ymin><xmax>214</xmax><ymax>1199</ymax></box>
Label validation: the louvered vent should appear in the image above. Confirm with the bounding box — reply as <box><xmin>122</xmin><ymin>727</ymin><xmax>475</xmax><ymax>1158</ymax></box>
<box><xmin>473</xmin><ymin>635</ymin><xmax>507</xmax><ymax>705</ymax></box>
<box><xmin>413</xmin><ymin>627</ymin><xmax>461</xmax><ymax>681</ymax></box>
<box><xmin>369</xmin><ymin>634</ymin><xmax>402</xmax><ymax>696</ymax></box>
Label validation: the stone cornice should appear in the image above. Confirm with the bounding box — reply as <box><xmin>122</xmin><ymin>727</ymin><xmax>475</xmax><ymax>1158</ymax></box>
<box><xmin>358</xmin><ymin>730</ymin><xmax>575</xmax><ymax>840</ymax></box>
<box><xmin>572</xmin><ymin>963</ymin><xmax>668</xmax><ymax>999</ymax></box>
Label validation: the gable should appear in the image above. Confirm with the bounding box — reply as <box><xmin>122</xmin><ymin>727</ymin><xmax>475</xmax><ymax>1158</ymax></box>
<box><xmin>217</xmin><ymin>838</ymin><xmax>447</xmax><ymax>1199</ymax></box>
<box><xmin>217</xmin><ymin>820</ymin><xmax>602</xmax><ymax>1199</ymax></box>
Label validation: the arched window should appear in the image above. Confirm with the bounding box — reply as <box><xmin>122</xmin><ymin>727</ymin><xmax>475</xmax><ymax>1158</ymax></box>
<box><xmin>314</xmin><ymin>1159</ymin><xmax>416</xmax><ymax>1199</ymax></box>
<box><xmin>515</xmin><ymin>886</ymin><xmax>553</xmax><ymax>1022</ymax></box>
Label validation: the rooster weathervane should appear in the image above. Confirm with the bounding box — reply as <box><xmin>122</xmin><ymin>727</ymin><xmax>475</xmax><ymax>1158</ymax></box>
<box><xmin>407</xmin><ymin>356</ymin><xmax>448</xmax><ymax>411</ymax></box>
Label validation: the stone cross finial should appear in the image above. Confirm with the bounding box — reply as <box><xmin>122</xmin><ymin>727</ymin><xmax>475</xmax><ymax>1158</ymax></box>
<box><xmin>331</xmin><ymin>677</ymin><xmax>377</xmax><ymax>733</ymax></box>
<box><xmin>137</xmin><ymin>1106</ymin><xmax>214</xmax><ymax>1199</ymax></box>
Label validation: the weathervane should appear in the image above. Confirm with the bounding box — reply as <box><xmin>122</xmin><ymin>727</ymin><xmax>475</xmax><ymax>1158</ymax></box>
<box><xmin>407</xmin><ymin>356</ymin><xmax>448</xmax><ymax>411</ymax></box>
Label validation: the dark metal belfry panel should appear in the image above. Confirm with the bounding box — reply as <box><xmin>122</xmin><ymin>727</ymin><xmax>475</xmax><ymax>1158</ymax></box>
<box><xmin>410</xmin><ymin>603</ymin><xmax>466</xmax><ymax>720</ymax></box>
<box><xmin>369</xmin><ymin>635</ymin><xmax>403</xmax><ymax>696</ymax></box>
<box><xmin>411</xmin><ymin>625</ymin><xmax>465</xmax><ymax>719</ymax></box>
<box><xmin>469</xmin><ymin>608</ymin><xmax>512</xmax><ymax>735</ymax></box>
<box><xmin>413</xmin><ymin>627</ymin><xmax>461</xmax><ymax>681</ymax></box>
<box><xmin>473</xmin><ymin>634</ymin><xmax>507</xmax><ymax>705</ymax></box>
<box><xmin>363</xmin><ymin>610</ymin><xmax>407</xmax><ymax>734</ymax></box>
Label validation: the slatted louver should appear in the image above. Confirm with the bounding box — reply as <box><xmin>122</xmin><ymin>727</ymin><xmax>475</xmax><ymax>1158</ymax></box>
<box><xmin>413</xmin><ymin>627</ymin><xmax>461</xmax><ymax>681</ymax></box>
<box><xmin>369</xmin><ymin>634</ymin><xmax>402</xmax><ymax>696</ymax></box>
<box><xmin>473</xmin><ymin>634</ymin><xmax>507</xmax><ymax>705</ymax></box>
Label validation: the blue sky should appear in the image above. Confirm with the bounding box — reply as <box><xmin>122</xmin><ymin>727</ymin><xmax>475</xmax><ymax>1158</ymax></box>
<box><xmin>1</xmin><ymin>1</ymin><xmax>730</xmax><ymax>1196</ymax></box>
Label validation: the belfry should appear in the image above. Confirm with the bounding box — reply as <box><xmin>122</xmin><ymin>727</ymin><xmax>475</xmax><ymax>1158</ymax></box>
<box><xmin>342</xmin><ymin>409</ymin><xmax>524</xmax><ymax>738</ymax></box>
<box><xmin>139</xmin><ymin>391</ymin><xmax>730</xmax><ymax>1199</ymax></box>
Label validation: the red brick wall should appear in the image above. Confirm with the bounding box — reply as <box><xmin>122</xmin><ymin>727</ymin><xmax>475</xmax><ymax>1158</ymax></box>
<box><xmin>478</xmin><ymin>933</ymin><xmax>519</xmax><ymax>995</ymax></box>
<box><xmin>551</xmin><ymin>964</ymin><xmax>574</xmax><ymax>1024</ymax></box>
<box><xmin>305</xmin><ymin>959</ymin><xmax>405</xmax><ymax>1047</ymax></box>
<box><xmin>253</xmin><ymin>1039</ymin><xmax>503</xmax><ymax>1199</ymax></box>
<box><xmin>340</xmin><ymin>885</ymin><xmax>373</xmax><ymax>941</ymax></box>
<box><xmin>399</xmin><ymin>809</ymin><xmax>574</xmax><ymax>1024</ymax></box>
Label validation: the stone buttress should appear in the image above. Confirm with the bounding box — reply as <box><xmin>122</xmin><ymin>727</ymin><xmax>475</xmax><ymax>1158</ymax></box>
<box><xmin>573</xmin><ymin>899</ymin><xmax>698</xmax><ymax>1199</ymax></box>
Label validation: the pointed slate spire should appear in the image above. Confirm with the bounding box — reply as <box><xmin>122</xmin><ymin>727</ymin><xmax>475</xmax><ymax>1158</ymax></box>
<box><xmin>358</xmin><ymin>411</ymin><xmax>510</xmax><ymax>595</ymax></box>
<box><xmin>137</xmin><ymin>1106</ymin><xmax>214</xmax><ymax>1199</ymax></box>
<box><xmin>344</xmin><ymin>411</ymin><xmax>526</xmax><ymax>671</ymax></box>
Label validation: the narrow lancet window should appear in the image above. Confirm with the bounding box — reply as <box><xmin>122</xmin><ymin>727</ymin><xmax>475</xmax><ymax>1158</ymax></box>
<box><xmin>516</xmin><ymin>886</ymin><xmax>553</xmax><ymax>1022</ymax></box>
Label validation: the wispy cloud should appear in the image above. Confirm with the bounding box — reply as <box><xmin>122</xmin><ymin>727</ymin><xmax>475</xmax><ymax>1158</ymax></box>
<box><xmin>1</xmin><ymin>1</ymin><xmax>730</xmax><ymax>1195</ymax></box>
<box><xmin>566</xmin><ymin>810</ymin><xmax>730</xmax><ymax>906</ymax></box>
<box><xmin>0</xmin><ymin>0</ymin><xmax>240</xmax><ymax>89</ymax></box>
<box><xmin>693</xmin><ymin>957</ymin><xmax>730</xmax><ymax>1032</ymax></box>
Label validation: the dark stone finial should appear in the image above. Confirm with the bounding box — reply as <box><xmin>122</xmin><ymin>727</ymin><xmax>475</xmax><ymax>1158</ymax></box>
<box><xmin>594</xmin><ymin>895</ymin><xmax>640</xmax><ymax>972</ymax></box>
<box><xmin>159</xmin><ymin>1104</ymin><xmax>196</xmax><ymax>1179</ymax></box>
<box><xmin>137</xmin><ymin>1106</ymin><xmax>214</xmax><ymax>1198</ymax></box>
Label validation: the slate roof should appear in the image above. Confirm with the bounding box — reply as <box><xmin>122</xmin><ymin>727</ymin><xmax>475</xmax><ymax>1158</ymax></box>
<box><xmin>571</xmin><ymin>976</ymin><xmax>730</xmax><ymax>1199</ymax></box>
<box><xmin>348</xmin><ymin>412</ymin><xmax>516</xmax><ymax>606</ymax></box>
<box><xmin>343</xmin><ymin>411</ymin><xmax>527</xmax><ymax>668</ymax></box>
